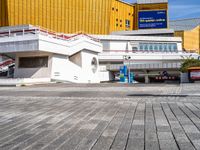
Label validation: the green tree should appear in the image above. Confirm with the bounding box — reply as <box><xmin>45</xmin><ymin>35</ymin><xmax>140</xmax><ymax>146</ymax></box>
<box><xmin>180</xmin><ymin>58</ymin><xmax>200</xmax><ymax>73</ymax></box>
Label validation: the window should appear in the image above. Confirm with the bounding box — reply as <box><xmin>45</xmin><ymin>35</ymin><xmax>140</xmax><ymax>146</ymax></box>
<box><xmin>172</xmin><ymin>44</ymin><xmax>178</xmax><ymax>51</ymax></box>
<box><xmin>159</xmin><ymin>44</ymin><xmax>163</xmax><ymax>51</ymax></box>
<box><xmin>144</xmin><ymin>44</ymin><xmax>148</xmax><ymax>51</ymax></box>
<box><xmin>163</xmin><ymin>44</ymin><xmax>168</xmax><ymax>51</ymax></box>
<box><xmin>116</xmin><ymin>9</ymin><xmax>118</xmax><ymax>11</ymax></box>
<box><xmin>168</xmin><ymin>44</ymin><xmax>172</xmax><ymax>51</ymax></box>
<box><xmin>125</xmin><ymin>20</ymin><xmax>130</xmax><ymax>28</ymax></box>
<box><xmin>112</xmin><ymin>7</ymin><xmax>115</xmax><ymax>11</ymax></box>
<box><xmin>154</xmin><ymin>44</ymin><xmax>158</xmax><ymax>51</ymax></box>
<box><xmin>149</xmin><ymin>44</ymin><xmax>153</xmax><ymax>51</ymax></box>
<box><xmin>19</xmin><ymin>56</ymin><xmax>48</xmax><ymax>68</ymax></box>
<box><xmin>140</xmin><ymin>45</ymin><xmax>144</xmax><ymax>51</ymax></box>
<box><xmin>138</xmin><ymin>43</ymin><xmax>178</xmax><ymax>52</ymax></box>
<box><xmin>116</xmin><ymin>23</ymin><xmax>118</xmax><ymax>27</ymax></box>
<box><xmin>132</xmin><ymin>47</ymin><xmax>138</xmax><ymax>51</ymax></box>
<box><xmin>116</xmin><ymin>18</ymin><xmax>118</xmax><ymax>21</ymax></box>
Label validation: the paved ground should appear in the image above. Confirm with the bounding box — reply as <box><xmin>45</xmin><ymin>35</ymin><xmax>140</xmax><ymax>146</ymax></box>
<box><xmin>1</xmin><ymin>83</ymin><xmax>200</xmax><ymax>150</ymax></box>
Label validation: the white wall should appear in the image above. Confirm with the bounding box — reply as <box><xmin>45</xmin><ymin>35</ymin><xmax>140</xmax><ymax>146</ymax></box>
<box><xmin>14</xmin><ymin>52</ymin><xmax>52</xmax><ymax>78</ymax></box>
<box><xmin>51</xmin><ymin>54</ymin><xmax>82</xmax><ymax>83</ymax></box>
<box><xmin>177</xmin><ymin>42</ymin><xmax>182</xmax><ymax>51</ymax></box>
<box><xmin>109</xmin><ymin>41</ymin><xmax>130</xmax><ymax>51</ymax></box>
<box><xmin>81</xmin><ymin>50</ymin><xmax>100</xmax><ymax>83</ymax></box>
<box><xmin>99</xmin><ymin>71</ymin><xmax>114</xmax><ymax>82</ymax></box>
<box><xmin>0</xmin><ymin>33</ymin><xmax>102</xmax><ymax>56</ymax></box>
<box><xmin>102</xmin><ymin>40</ymin><xmax>183</xmax><ymax>52</ymax></box>
<box><xmin>51</xmin><ymin>51</ymin><xmax>100</xmax><ymax>83</ymax></box>
<box><xmin>99</xmin><ymin>52</ymin><xmax>198</xmax><ymax>62</ymax></box>
<box><xmin>39</xmin><ymin>34</ymin><xmax>102</xmax><ymax>56</ymax></box>
<box><xmin>13</xmin><ymin>52</ymin><xmax>100</xmax><ymax>83</ymax></box>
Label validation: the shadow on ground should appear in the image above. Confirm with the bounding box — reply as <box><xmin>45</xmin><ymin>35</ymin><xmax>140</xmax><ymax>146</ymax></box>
<box><xmin>127</xmin><ymin>94</ymin><xmax>189</xmax><ymax>97</ymax></box>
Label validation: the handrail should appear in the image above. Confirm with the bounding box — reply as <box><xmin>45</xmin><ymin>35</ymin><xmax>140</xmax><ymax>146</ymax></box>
<box><xmin>106</xmin><ymin>62</ymin><xmax>182</xmax><ymax>70</ymax></box>
<box><xmin>102</xmin><ymin>50</ymin><xmax>179</xmax><ymax>53</ymax></box>
<box><xmin>0</xmin><ymin>59</ymin><xmax>15</xmax><ymax>68</ymax></box>
<box><xmin>0</xmin><ymin>26</ymin><xmax>100</xmax><ymax>43</ymax></box>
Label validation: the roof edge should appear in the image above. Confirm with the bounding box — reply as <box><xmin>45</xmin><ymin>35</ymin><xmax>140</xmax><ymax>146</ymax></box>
<box><xmin>170</xmin><ymin>17</ymin><xmax>200</xmax><ymax>22</ymax></box>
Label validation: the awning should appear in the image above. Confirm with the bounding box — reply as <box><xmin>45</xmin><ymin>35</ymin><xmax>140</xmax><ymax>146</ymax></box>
<box><xmin>188</xmin><ymin>67</ymin><xmax>200</xmax><ymax>70</ymax></box>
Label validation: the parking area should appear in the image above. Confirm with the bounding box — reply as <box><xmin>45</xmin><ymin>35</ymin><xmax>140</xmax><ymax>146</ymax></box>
<box><xmin>0</xmin><ymin>83</ymin><xmax>200</xmax><ymax>150</ymax></box>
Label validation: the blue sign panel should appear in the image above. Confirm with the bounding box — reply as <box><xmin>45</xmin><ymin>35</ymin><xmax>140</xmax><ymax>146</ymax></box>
<box><xmin>138</xmin><ymin>10</ymin><xmax>167</xmax><ymax>29</ymax></box>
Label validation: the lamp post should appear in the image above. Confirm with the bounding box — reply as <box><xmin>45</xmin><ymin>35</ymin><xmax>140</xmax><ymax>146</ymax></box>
<box><xmin>124</xmin><ymin>55</ymin><xmax>131</xmax><ymax>83</ymax></box>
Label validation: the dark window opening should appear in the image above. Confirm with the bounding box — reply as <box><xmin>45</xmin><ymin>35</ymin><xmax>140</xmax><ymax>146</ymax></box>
<box><xmin>19</xmin><ymin>56</ymin><xmax>48</xmax><ymax>68</ymax></box>
<box><xmin>125</xmin><ymin>19</ymin><xmax>130</xmax><ymax>28</ymax></box>
<box><xmin>132</xmin><ymin>47</ymin><xmax>138</xmax><ymax>51</ymax></box>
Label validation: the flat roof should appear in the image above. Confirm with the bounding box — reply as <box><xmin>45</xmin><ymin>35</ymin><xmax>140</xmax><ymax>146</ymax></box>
<box><xmin>137</xmin><ymin>0</ymin><xmax>168</xmax><ymax>4</ymax></box>
<box><xmin>117</xmin><ymin>0</ymin><xmax>168</xmax><ymax>5</ymax></box>
<box><xmin>111</xmin><ymin>29</ymin><xmax>174</xmax><ymax>36</ymax></box>
<box><xmin>93</xmin><ymin>34</ymin><xmax>182</xmax><ymax>42</ymax></box>
<box><xmin>0</xmin><ymin>25</ymin><xmax>35</xmax><ymax>32</ymax></box>
<box><xmin>170</xmin><ymin>18</ymin><xmax>200</xmax><ymax>31</ymax></box>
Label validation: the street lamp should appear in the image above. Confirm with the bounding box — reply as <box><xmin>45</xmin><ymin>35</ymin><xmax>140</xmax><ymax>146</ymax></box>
<box><xmin>123</xmin><ymin>55</ymin><xmax>131</xmax><ymax>83</ymax></box>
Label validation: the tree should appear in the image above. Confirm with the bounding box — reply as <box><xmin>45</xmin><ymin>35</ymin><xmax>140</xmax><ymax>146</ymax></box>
<box><xmin>180</xmin><ymin>58</ymin><xmax>200</xmax><ymax>73</ymax></box>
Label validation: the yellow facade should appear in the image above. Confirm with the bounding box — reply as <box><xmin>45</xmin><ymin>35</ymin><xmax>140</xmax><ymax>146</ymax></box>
<box><xmin>4</xmin><ymin>0</ymin><xmax>113</xmax><ymax>34</ymax></box>
<box><xmin>0</xmin><ymin>0</ymin><xmax>168</xmax><ymax>34</ymax></box>
<box><xmin>110</xmin><ymin>0</ymin><xmax>135</xmax><ymax>32</ymax></box>
<box><xmin>0</xmin><ymin>0</ymin><xmax>9</xmax><ymax>27</ymax></box>
<box><xmin>109</xmin><ymin>1</ymin><xmax>168</xmax><ymax>32</ymax></box>
<box><xmin>175</xmin><ymin>26</ymin><xmax>200</xmax><ymax>54</ymax></box>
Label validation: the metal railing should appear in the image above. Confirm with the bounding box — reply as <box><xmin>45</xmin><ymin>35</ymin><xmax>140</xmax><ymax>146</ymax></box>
<box><xmin>0</xmin><ymin>59</ymin><xmax>15</xmax><ymax>73</ymax></box>
<box><xmin>102</xmin><ymin>50</ymin><xmax>179</xmax><ymax>53</ymax></box>
<box><xmin>0</xmin><ymin>26</ymin><xmax>100</xmax><ymax>43</ymax></box>
<box><xmin>107</xmin><ymin>62</ymin><xmax>181</xmax><ymax>70</ymax></box>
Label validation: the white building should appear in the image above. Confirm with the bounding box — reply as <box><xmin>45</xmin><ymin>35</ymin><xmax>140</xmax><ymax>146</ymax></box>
<box><xmin>95</xmin><ymin>32</ymin><xmax>198</xmax><ymax>83</ymax></box>
<box><xmin>0</xmin><ymin>25</ymin><xmax>102</xmax><ymax>84</ymax></box>
<box><xmin>0</xmin><ymin>25</ymin><xmax>199</xmax><ymax>84</ymax></box>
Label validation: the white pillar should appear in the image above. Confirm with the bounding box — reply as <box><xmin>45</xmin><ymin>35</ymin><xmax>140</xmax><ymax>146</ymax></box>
<box><xmin>145</xmin><ymin>75</ymin><xmax>150</xmax><ymax>84</ymax></box>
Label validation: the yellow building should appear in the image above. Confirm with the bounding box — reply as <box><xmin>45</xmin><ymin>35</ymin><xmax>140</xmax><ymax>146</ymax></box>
<box><xmin>110</xmin><ymin>1</ymin><xmax>135</xmax><ymax>32</ymax></box>
<box><xmin>171</xmin><ymin>18</ymin><xmax>200</xmax><ymax>54</ymax></box>
<box><xmin>0</xmin><ymin>0</ymin><xmax>168</xmax><ymax>34</ymax></box>
<box><xmin>175</xmin><ymin>26</ymin><xmax>200</xmax><ymax>54</ymax></box>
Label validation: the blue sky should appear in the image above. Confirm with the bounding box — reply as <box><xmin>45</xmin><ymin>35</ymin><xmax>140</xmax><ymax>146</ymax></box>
<box><xmin>124</xmin><ymin>0</ymin><xmax>200</xmax><ymax>20</ymax></box>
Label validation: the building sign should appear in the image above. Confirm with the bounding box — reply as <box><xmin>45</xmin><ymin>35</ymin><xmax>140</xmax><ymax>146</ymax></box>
<box><xmin>190</xmin><ymin>70</ymin><xmax>200</xmax><ymax>80</ymax></box>
<box><xmin>138</xmin><ymin>10</ymin><xmax>167</xmax><ymax>29</ymax></box>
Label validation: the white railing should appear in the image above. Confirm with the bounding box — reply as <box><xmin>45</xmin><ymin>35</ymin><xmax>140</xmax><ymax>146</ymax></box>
<box><xmin>107</xmin><ymin>62</ymin><xmax>181</xmax><ymax>70</ymax></box>
<box><xmin>0</xmin><ymin>26</ymin><xmax>100</xmax><ymax>43</ymax></box>
<box><xmin>102</xmin><ymin>50</ymin><xmax>179</xmax><ymax>53</ymax></box>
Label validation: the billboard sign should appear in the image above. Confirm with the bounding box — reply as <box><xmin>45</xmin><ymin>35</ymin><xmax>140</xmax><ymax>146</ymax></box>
<box><xmin>190</xmin><ymin>70</ymin><xmax>200</xmax><ymax>80</ymax></box>
<box><xmin>138</xmin><ymin>10</ymin><xmax>167</xmax><ymax>29</ymax></box>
